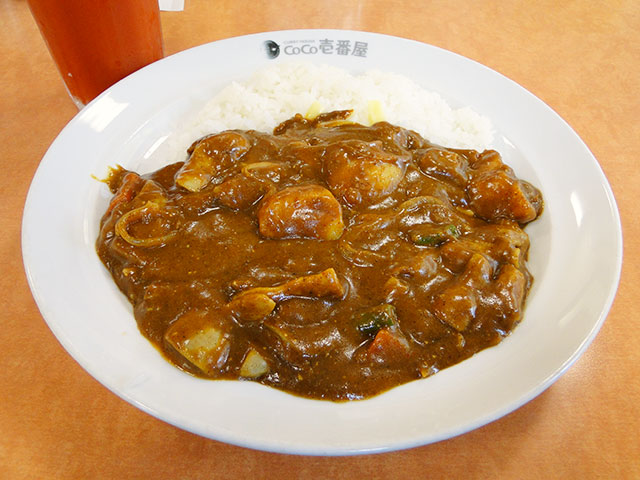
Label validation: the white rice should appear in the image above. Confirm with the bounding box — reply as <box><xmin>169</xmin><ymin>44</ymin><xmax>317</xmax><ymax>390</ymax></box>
<box><xmin>176</xmin><ymin>62</ymin><xmax>493</xmax><ymax>152</ymax></box>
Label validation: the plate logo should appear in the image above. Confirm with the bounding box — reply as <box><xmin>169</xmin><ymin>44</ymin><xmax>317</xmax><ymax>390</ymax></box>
<box><xmin>264</xmin><ymin>40</ymin><xmax>280</xmax><ymax>59</ymax></box>
<box><xmin>264</xmin><ymin>39</ymin><xmax>369</xmax><ymax>59</ymax></box>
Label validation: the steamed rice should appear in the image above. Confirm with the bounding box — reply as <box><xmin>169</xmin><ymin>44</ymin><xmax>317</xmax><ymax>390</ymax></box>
<box><xmin>176</xmin><ymin>62</ymin><xmax>493</xmax><ymax>153</ymax></box>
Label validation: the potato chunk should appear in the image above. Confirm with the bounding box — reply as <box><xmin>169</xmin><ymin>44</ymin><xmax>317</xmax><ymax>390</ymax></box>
<box><xmin>239</xmin><ymin>348</ymin><xmax>270</xmax><ymax>378</ymax></box>
<box><xmin>257</xmin><ymin>184</ymin><xmax>344</xmax><ymax>240</ymax></box>
<box><xmin>175</xmin><ymin>132</ymin><xmax>251</xmax><ymax>192</ymax></box>
<box><xmin>164</xmin><ymin>311</ymin><xmax>230</xmax><ymax>375</ymax></box>
<box><xmin>324</xmin><ymin>140</ymin><xmax>406</xmax><ymax>207</ymax></box>
<box><xmin>228</xmin><ymin>292</ymin><xmax>276</xmax><ymax>322</ymax></box>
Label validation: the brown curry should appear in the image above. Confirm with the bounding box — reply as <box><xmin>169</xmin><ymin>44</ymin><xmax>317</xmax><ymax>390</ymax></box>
<box><xmin>97</xmin><ymin>110</ymin><xmax>543</xmax><ymax>400</ymax></box>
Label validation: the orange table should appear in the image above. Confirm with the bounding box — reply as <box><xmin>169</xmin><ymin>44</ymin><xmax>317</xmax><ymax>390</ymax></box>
<box><xmin>2</xmin><ymin>1</ymin><xmax>638</xmax><ymax>477</ymax></box>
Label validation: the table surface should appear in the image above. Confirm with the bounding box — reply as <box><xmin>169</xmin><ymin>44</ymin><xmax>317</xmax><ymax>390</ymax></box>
<box><xmin>2</xmin><ymin>0</ymin><xmax>639</xmax><ymax>478</ymax></box>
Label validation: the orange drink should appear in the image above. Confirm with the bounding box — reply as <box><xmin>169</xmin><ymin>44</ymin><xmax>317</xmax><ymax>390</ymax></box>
<box><xmin>27</xmin><ymin>0</ymin><xmax>164</xmax><ymax>108</ymax></box>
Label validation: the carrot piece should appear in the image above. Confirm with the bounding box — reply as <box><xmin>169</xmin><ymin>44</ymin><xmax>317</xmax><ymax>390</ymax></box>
<box><xmin>367</xmin><ymin>328</ymin><xmax>410</xmax><ymax>363</ymax></box>
<box><xmin>105</xmin><ymin>172</ymin><xmax>143</xmax><ymax>215</ymax></box>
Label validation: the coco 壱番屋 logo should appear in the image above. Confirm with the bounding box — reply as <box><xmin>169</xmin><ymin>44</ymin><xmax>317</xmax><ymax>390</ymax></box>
<box><xmin>263</xmin><ymin>39</ymin><xmax>369</xmax><ymax>59</ymax></box>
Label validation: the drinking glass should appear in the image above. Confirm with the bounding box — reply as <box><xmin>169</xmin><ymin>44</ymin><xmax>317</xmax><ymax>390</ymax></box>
<box><xmin>27</xmin><ymin>0</ymin><xmax>164</xmax><ymax>109</ymax></box>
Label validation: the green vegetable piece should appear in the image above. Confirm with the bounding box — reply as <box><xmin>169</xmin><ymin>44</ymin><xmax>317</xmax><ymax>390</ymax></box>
<box><xmin>411</xmin><ymin>224</ymin><xmax>460</xmax><ymax>246</ymax></box>
<box><xmin>356</xmin><ymin>304</ymin><xmax>398</xmax><ymax>336</ymax></box>
<box><xmin>413</xmin><ymin>234</ymin><xmax>443</xmax><ymax>246</ymax></box>
<box><xmin>446</xmin><ymin>224</ymin><xmax>461</xmax><ymax>237</ymax></box>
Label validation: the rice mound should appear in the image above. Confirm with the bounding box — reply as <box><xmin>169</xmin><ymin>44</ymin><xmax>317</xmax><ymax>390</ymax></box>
<box><xmin>180</xmin><ymin>62</ymin><xmax>493</xmax><ymax>152</ymax></box>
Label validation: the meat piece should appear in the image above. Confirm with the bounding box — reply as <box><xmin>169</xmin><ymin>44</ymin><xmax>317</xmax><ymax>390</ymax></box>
<box><xmin>324</xmin><ymin>140</ymin><xmax>406</xmax><ymax>207</ymax></box>
<box><xmin>432</xmin><ymin>284</ymin><xmax>477</xmax><ymax>331</ymax></box>
<box><xmin>468</xmin><ymin>150</ymin><xmax>504</xmax><ymax>171</ymax></box>
<box><xmin>439</xmin><ymin>237</ymin><xmax>495</xmax><ymax>272</ymax></box>
<box><xmin>213</xmin><ymin>173</ymin><xmax>268</xmax><ymax>210</ymax></box>
<box><xmin>494</xmin><ymin>263</ymin><xmax>528</xmax><ymax>329</ymax></box>
<box><xmin>228</xmin><ymin>269</ymin><xmax>344</xmax><ymax>325</ymax></box>
<box><xmin>231</xmin><ymin>268</ymin><xmax>344</xmax><ymax>303</ymax></box>
<box><xmin>467</xmin><ymin>168</ymin><xmax>542</xmax><ymax>223</ymax></box>
<box><xmin>337</xmin><ymin>213</ymin><xmax>395</xmax><ymax>267</ymax></box>
<box><xmin>431</xmin><ymin>254</ymin><xmax>492</xmax><ymax>332</ymax></box>
<box><xmin>415</xmin><ymin>147</ymin><xmax>469</xmax><ymax>186</ymax></box>
<box><xmin>460</xmin><ymin>253</ymin><xmax>493</xmax><ymax>287</ymax></box>
<box><xmin>473</xmin><ymin>223</ymin><xmax>530</xmax><ymax>250</ymax></box>
<box><xmin>175</xmin><ymin>131</ymin><xmax>251</xmax><ymax>192</ymax></box>
<box><xmin>257</xmin><ymin>184</ymin><xmax>344</xmax><ymax>240</ymax></box>
<box><xmin>397</xmin><ymin>195</ymin><xmax>469</xmax><ymax>229</ymax></box>
<box><xmin>391</xmin><ymin>250</ymin><xmax>439</xmax><ymax>279</ymax></box>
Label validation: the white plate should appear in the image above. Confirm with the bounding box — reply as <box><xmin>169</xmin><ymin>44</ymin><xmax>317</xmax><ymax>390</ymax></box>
<box><xmin>22</xmin><ymin>30</ymin><xmax>622</xmax><ymax>455</ymax></box>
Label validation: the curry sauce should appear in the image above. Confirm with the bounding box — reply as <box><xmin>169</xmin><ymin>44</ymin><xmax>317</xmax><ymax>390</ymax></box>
<box><xmin>97</xmin><ymin>110</ymin><xmax>543</xmax><ymax>400</ymax></box>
